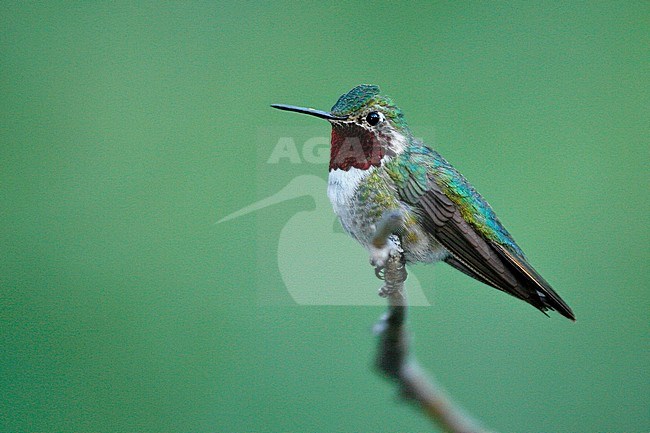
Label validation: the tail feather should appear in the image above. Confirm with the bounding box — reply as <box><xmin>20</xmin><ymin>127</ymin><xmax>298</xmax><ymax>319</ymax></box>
<box><xmin>491</xmin><ymin>243</ymin><xmax>575</xmax><ymax>321</ymax></box>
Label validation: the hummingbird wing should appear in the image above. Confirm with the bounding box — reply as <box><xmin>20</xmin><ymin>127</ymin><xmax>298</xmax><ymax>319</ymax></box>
<box><xmin>390</xmin><ymin>147</ymin><xmax>575</xmax><ymax>320</ymax></box>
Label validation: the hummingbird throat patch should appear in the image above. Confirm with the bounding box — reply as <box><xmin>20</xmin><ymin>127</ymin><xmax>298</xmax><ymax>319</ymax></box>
<box><xmin>329</xmin><ymin>125</ymin><xmax>384</xmax><ymax>171</ymax></box>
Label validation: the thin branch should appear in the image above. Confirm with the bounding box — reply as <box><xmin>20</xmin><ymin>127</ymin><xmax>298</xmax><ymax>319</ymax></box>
<box><xmin>372</xmin><ymin>211</ymin><xmax>495</xmax><ymax>433</ymax></box>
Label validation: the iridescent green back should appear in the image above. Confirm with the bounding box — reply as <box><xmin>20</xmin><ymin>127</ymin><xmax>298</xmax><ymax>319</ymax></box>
<box><xmin>386</xmin><ymin>146</ymin><xmax>525</xmax><ymax>257</ymax></box>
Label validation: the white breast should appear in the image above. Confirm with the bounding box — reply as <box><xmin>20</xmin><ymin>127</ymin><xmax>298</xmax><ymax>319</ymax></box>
<box><xmin>327</xmin><ymin>165</ymin><xmax>449</xmax><ymax>264</ymax></box>
<box><xmin>327</xmin><ymin>167</ymin><xmax>370</xmax><ymax>210</ymax></box>
<box><xmin>327</xmin><ymin>167</ymin><xmax>372</xmax><ymax>236</ymax></box>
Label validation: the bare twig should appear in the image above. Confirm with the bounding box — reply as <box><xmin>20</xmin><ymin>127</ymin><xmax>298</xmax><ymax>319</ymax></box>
<box><xmin>372</xmin><ymin>211</ymin><xmax>495</xmax><ymax>433</ymax></box>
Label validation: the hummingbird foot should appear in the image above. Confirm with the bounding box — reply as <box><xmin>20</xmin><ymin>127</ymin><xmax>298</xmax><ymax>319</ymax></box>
<box><xmin>378</xmin><ymin>284</ymin><xmax>392</xmax><ymax>298</ymax></box>
<box><xmin>377</xmin><ymin>247</ymin><xmax>407</xmax><ymax>298</ymax></box>
<box><xmin>371</xmin><ymin>211</ymin><xmax>406</xmax><ymax>297</ymax></box>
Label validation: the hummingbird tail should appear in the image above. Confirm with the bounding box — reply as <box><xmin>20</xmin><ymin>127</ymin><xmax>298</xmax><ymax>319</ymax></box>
<box><xmin>534</xmin><ymin>289</ymin><xmax>575</xmax><ymax>321</ymax></box>
<box><xmin>491</xmin><ymin>243</ymin><xmax>575</xmax><ymax>321</ymax></box>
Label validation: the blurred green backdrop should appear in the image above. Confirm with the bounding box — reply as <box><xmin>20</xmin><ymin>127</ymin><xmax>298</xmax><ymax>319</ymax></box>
<box><xmin>1</xmin><ymin>2</ymin><xmax>648</xmax><ymax>432</ymax></box>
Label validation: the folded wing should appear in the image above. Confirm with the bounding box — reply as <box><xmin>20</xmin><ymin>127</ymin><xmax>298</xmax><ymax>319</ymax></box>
<box><xmin>392</xmin><ymin>148</ymin><xmax>575</xmax><ymax>320</ymax></box>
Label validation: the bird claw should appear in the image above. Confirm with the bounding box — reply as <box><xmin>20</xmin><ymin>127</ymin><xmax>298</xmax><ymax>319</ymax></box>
<box><xmin>375</xmin><ymin>266</ymin><xmax>385</xmax><ymax>280</ymax></box>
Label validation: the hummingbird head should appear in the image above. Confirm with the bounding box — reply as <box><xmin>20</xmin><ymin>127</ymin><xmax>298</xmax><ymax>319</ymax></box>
<box><xmin>272</xmin><ymin>84</ymin><xmax>412</xmax><ymax>172</ymax></box>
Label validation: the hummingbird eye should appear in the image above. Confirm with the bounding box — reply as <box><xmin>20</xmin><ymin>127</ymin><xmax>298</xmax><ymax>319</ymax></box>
<box><xmin>365</xmin><ymin>111</ymin><xmax>381</xmax><ymax>126</ymax></box>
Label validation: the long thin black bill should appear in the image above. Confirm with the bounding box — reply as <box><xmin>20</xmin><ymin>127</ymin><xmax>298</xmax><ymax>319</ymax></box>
<box><xmin>270</xmin><ymin>104</ymin><xmax>348</xmax><ymax>121</ymax></box>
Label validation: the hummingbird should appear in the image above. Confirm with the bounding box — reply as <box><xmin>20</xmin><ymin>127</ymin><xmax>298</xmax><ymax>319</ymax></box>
<box><xmin>271</xmin><ymin>84</ymin><xmax>575</xmax><ymax>320</ymax></box>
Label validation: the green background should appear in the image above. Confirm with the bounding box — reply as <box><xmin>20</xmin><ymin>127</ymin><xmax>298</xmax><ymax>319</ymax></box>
<box><xmin>2</xmin><ymin>2</ymin><xmax>648</xmax><ymax>432</ymax></box>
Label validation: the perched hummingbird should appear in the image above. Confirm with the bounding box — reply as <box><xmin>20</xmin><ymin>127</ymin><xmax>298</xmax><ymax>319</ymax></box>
<box><xmin>271</xmin><ymin>84</ymin><xmax>575</xmax><ymax>320</ymax></box>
